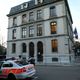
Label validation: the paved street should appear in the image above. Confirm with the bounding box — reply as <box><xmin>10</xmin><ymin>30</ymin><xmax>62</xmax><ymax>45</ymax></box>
<box><xmin>35</xmin><ymin>65</ymin><xmax>80</xmax><ymax>80</ymax></box>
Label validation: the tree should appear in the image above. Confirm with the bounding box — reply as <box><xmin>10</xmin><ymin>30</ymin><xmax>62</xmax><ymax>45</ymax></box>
<box><xmin>0</xmin><ymin>44</ymin><xmax>6</xmax><ymax>55</ymax></box>
<box><xmin>73</xmin><ymin>41</ymin><xmax>80</xmax><ymax>56</ymax></box>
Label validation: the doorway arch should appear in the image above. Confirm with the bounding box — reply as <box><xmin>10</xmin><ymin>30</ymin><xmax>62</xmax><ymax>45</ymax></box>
<box><xmin>37</xmin><ymin>41</ymin><xmax>43</xmax><ymax>62</ymax></box>
<box><xmin>29</xmin><ymin>42</ymin><xmax>34</xmax><ymax>58</ymax></box>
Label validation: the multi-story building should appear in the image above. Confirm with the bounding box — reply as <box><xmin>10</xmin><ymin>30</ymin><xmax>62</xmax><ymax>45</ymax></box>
<box><xmin>7</xmin><ymin>0</ymin><xmax>74</xmax><ymax>64</ymax></box>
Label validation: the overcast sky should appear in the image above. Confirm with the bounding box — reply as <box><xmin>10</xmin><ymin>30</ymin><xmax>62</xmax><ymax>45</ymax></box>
<box><xmin>0</xmin><ymin>0</ymin><xmax>80</xmax><ymax>45</ymax></box>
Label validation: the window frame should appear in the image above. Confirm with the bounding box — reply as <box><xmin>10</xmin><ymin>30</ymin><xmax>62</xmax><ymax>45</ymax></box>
<box><xmin>37</xmin><ymin>24</ymin><xmax>42</xmax><ymax>36</ymax></box>
<box><xmin>22</xmin><ymin>27</ymin><xmax>27</xmax><ymax>38</ymax></box>
<box><xmin>29</xmin><ymin>12</ymin><xmax>34</xmax><ymax>21</ymax></box>
<box><xmin>50</xmin><ymin>21</ymin><xmax>57</xmax><ymax>34</ymax></box>
<box><xmin>22</xmin><ymin>14</ymin><xmax>27</xmax><ymax>24</ymax></box>
<box><xmin>12</xmin><ymin>43</ymin><xmax>16</xmax><ymax>53</ymax></box>
<box><xmin>12</xmin><ymin>29</ymin><xmax>16</xmax><ymax>39</ymax></box>
<box><xmin>37</xmin><ymin>10</ymin><xmax>42</xmax><ymax>20</ymax></box>
<box><xmin>51</xmin><ymin>39</ymin><xmax>58</xmax><ymax>52</ymax></box>
<box><xmin>22</xmin><ymin>43</ymin><xmax>27</xmax><ymax>53</ymax></box>
<box><xmin>29</xmin><ymin>25</ymin><xmax>34</xmax><ymax>37</ymax></box>
<box><xmin>13</xmin><ymin>17</ymin><xmax>17</xmax><ymax>26</ymax></box>
<box><xmin>50</xmin><ymin>6</ymin><xmax>56</xmax><ymax>17</ymax></box>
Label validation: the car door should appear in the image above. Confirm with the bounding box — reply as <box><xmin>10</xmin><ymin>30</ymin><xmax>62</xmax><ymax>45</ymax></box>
<box><xmin>0</xmin><ymin>61</ymin><xmax>4</xmax><ymax>78</ymax></box>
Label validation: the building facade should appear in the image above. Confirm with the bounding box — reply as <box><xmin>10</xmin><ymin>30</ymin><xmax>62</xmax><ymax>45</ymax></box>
<box><xmin>7</xmin><ymin>0</ymin><xmax>74</xmax><ymax>64</ymax></box>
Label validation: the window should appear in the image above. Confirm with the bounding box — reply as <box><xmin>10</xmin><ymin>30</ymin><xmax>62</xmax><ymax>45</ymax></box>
<box><xmin>12</xmin><ymin>43</ymin><xmax>16</xmax><ymax>53</ymax></box>
<box><xmin>50</xmin><ymin>6</ymin><xmax>56</xmax><ymax>17</ymax></box>
<box><xmin>29</xmin><ymin>12</ymin><xmax>34</xmax><ymax>21</ymax></box>
<box><xmin>22</xmin><ymin>14</ymin><xmax>27</xmax><ymax>24</ymax></box>
<box><xmin>50</xmin><ymin>22</ymin><xmax>57</xmax><ymax>34</ymax></box>
<box><xmin>51</xmin><ymin>39</ymin><xmax>58</xmax><ymax>52</ymax></box>
<box><xmin>12</xmin><ymin>29</ymin><xmax>16</xmax><ymax>39</ymax></box>
<box><xmin>2</xmin><ymin>63</ymin><xmax>13</xmax><ymax>67</ymax></box>
<box><xmin>13</xmin><ymin>17</ymin><xmax>17</xmax><ymax>26</ymax></box>
<box><xmin>22</xmin><ymin>43</ymin><xmax>26</xmax><ymax>53</ymax></box>
<box><xmin>22</xmin><ymin>27</ymin><xmax>27</xmax><ymax>38</ymax></box>
<box><xmin>37</xmin><ymin>10</ymin><xmax>42</xmax><ymax>20</ymax></box>
<box><xmin>29</xmin><ymin>26</ymin><xmax>34</xmax><ymax>37</ymax></box>
<box><xmin>37</xmin><ymin>24</ymin><xmax>42</xmax><ymax>36</ymax></box>
<box><xmin>52</xmin><ymin>58</ymin><xmax>58</xmax><ymax>62</ymax></box>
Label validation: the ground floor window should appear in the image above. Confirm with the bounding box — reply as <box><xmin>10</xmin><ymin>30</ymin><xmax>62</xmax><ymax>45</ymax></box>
<box><xmin>51</xmin><ymin>39</ymin><xmax>58</xmax><ymax>52</ymax></box>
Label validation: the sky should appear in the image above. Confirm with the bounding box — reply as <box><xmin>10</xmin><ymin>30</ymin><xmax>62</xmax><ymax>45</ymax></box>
<box><xmin>0</xmin><ymin>0</ymin><xmax>80</xmax><ymax>46</ymax></box>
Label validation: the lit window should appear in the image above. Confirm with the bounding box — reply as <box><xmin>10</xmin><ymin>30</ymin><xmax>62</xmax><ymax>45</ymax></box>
<box><xmin>50</xmin><ymin>22</ymin><xmax>57</xmax><ymax>34</ymax></box>
<box><xmin>22</xmin><ymin>27</ymin><xmax>27</xmax><ymax>38</ymax></box>
<box><xmin>51</xmin><ymin>39</ymin><xmax>58</xmax><ymax>52</ymax></box>
<box><xmin>12</xmin><ymin>43</ymin><xmax>16</xmax><ymax>53</ymax></box>
<box><xmin>37</xmin><ymin>24</ymin><xmax>42</xmax><ymax>36</ymax></box>
<box><xmin>12</xmin><ymin>29</ymin><xmax>16</xmax><ymax>39</ymax></box>
<box><xmin>29</xmin><ymin>26</ymin><xmax>34</xmax><ymax>37</ymax></box>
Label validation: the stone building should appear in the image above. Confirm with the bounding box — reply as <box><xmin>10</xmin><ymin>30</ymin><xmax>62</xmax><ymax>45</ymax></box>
<box><xmin>7</xmin><ymin>0</ymin><xmax>74</xmax><ymax>64</ymax></box>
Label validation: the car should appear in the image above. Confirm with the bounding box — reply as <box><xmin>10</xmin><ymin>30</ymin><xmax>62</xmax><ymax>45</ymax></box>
<box><xmin>0</xmin><ymin>60</ymin><xmax>36</xmax><ymax>80</ymax></box>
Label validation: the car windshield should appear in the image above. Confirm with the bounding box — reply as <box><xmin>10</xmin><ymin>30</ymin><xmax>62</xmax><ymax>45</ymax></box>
<box><xmin>15</xmin><ymin>61</ymin><xmax>29</xmax><ymax>66</ymax></box>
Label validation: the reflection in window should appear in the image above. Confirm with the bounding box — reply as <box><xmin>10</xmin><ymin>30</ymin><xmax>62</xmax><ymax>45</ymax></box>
<box><xmin>22</xmin><ymin>27</ymin><xmax>27</xmax><ymax>38</ymax></box>
<box><xmin>29</xmin><ymin>26</ymin><xmax>34</xmax><ymax>37</ymax></box>
<box><xmin>37</xmin><ymin>24</ymin><xmax>42</xmax><ymax>36</ymax></box>
<box><xmin>37</xmin><ymin>10</ymin><xmax>42</xmax><ymax>20</ymax></box>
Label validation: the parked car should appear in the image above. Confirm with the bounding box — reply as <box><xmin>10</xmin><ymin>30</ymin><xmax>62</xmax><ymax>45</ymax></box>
<box><xmin>0</xmin><ymin>60</ymin><xmax>36</xmax><ymax>80</ymax></box>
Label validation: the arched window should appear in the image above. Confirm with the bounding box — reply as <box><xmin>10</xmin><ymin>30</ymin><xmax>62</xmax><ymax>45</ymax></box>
<box><xmin>37</xmin><ymin>41</ymin><xmax>43</xmax><ymax>62</ymax></box>
<box><xmin>22</xmin><ymin>43</ymin><xmax>26</xmax><ymax>53</ymax></box>
<box><xmin>29</xmin><ymin>42</ymin><xmax>34</xmax><ymax>57</ymax></box>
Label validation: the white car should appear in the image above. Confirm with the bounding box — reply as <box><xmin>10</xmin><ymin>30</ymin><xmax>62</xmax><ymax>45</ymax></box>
<box><xmin>0</xmin><ymin>60</ymin><xmax>36</xmax><ymax>80</ymax></box>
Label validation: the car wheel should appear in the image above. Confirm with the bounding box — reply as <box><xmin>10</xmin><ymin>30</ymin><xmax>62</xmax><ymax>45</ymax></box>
<box><xmin>7</xmin><ymin>73</ymin><xmax>16</xmax><ymax>80</ymax></box>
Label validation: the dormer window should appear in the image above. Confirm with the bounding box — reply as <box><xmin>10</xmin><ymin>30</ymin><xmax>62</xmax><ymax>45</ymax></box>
<box><xmin>21</xmin><ymin>3</ymin><xmax>28</xmax><ymax>9</ymax></box>
<box><xmin>35</xmin><ymin>0</ymin><xmax>43</xmax><ymax>5</ymax></box>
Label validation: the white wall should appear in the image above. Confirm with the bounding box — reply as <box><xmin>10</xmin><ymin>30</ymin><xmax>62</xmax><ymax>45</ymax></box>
<box><xmin>44</xmin><ymin>21</ymin><xmax>50</xmax><ymax>36</ymax></box>
<box><xmin>56</xmin><ymin>3</ymin><xmax>66</xmax><ymax>17</ymax></box>
<box><xmin>43</xmin><ymin>8</ymin><xmax>49</xmax><ymax>20</ymax></box>
<box><xmin>8</xmin><ymin>17</ymin><xmax>13</xmax><ymax>28</ymax></box>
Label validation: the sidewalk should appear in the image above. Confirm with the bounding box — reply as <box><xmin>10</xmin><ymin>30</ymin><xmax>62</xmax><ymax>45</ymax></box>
<box><xmin>36</xmin><ymin>62</ymin><xmax>80</xmax><ymax>67</ymax></box>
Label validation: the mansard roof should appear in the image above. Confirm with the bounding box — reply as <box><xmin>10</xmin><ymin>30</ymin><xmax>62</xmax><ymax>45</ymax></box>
<box><xmin>7</xmin><ymin>0</ymin><xmax>73</xmax><ymax>23</ymax></box>
<box><xmin>7</xmin><ymin>0</ymin><xmax>63</xmax><ymax>17</ymax></box>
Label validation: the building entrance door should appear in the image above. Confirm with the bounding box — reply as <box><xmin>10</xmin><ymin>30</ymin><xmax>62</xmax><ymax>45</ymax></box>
<box><xmin>37</xmin><ymin>41</ymin><xmax>43</xmax><ymax>62</ymax></box>
<box><xmin>29</xmin><ymin>42</ymin><xmax>34</xmax><ymax>58</ymax></box>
